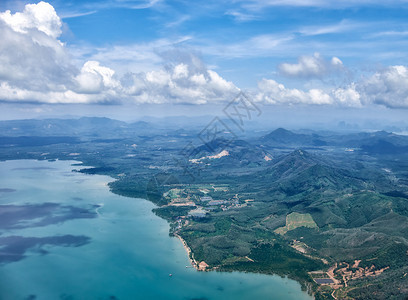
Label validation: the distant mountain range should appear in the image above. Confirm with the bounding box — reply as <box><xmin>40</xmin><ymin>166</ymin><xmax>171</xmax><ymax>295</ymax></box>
<box><xmin>1</xmin><ymin>117</ymin><xmax>408</xmax><ymax>155</ymax></box>
<box><xmin>259</xmin><ymin>127</ymin><xmax>408</xmax><ymax>155</ymax></box>
<box><xmin>0</xmin><ymin>117</ymin><xmax>156</xmax><ymax>139</ymax></box>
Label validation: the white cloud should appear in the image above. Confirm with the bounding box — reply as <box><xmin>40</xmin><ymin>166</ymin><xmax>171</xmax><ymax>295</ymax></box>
<box><xmin>73</xmin><ymin>0</ymin><xmax>163</xmax><ymax>11</ymax></box>
<box><xmin>172</xmin><ymin>63</ymin><xmax>189</xmax><ymax>79</ymax></box>
<box><xmin>256</xmin><ymin>65</ymin><xmax>408</xmax><ymax>108</ymax></box>
<box><xmin>75</xmin><ymin>61</ymin><xmax>120</xmax><ymax>94</ymax></box>
<box><xmin>60</xmin><ymin>10</ymin><xmax>97</xmax><ymax>19</ymax></box>
<box><xmin>241</xmin><ymin>0</ymin><xmax>408</xmax><ymax>9</ymax></box>
<box><xmin>278</xmin><ymin>53</ymin><xmax>343</xmax><ymax>78</ymax></box>
<box><xmin>256</xmin><ymin>76</ymin><xmax>366</xmax><ymax>107</ymax></box>
<box><xmin>126</xmin><ymin>0</ymin><xmax>162</xmax><ymax>9</ymax></box>
<box><xmin>225</xmin><ymin>10</ymin><xmax>258</xmax><ymax>22</ymax></box>
<box><xmin>298</xmin><ymin>20</ymin><xmax>361</xmax><ymax>36</ymax></box>
<box><xmin>121</xmin><ymin>62</ymin><xmax>238</xmax><ymax>104</ymax></box>
<box><xmin>0</xmin><ymin>1</ymin><xmax>62</xmax><ymax>38</ymax></box>
<box><xmin>78</xmin><ymin>36</ymin><xmax>192</xmax><ymax>74</ymax></box>
<box><xmin>331</xmin><ymin>57</ymin><xmax>343</xmax><ymax>66</ymax></box>
<box><xmin>333</xmin><ymin>84</ymin><xmax>362</xmax><ymax>107</ymax></box>
<box><xmin>1</xmin><ymin>2</ymin><xmax>407</xmax><ymax>109</ymax></box>
<box><xmin>199</xmin><ymin>33</ymin><xmax>294</xmax><ymax>59</ymax></box>
<box><xmin>372</xmin><ymin>31</ymin><xmax>408</xmax><ymax>37</ymax></box>
<box><xmin>256</xmin><ymin>78</ymin><xmax>333</xmax><ymax>105</ymax></box>
<box><xmin>165</xmin><ymin>15</ymin><xmax>191</xmax><ymax>28</ymax></box>
<box><xmin>358</xmin><ymin>65</ymin><xmax>408</xmax><ymax>108</ymax></box>
<box><xmin>0</xmin><ymin>81</ymin><xmax>112</xmax><ymax>104</ymax></box>
<box><xmin>0</xmin><ymin>2</ymin><xmax>237</xmax><ymax>105</ymax></box>
<box><xmin>0</xmin><ymin>14</ymin><xmax>73</xmax><ymax>92</ymax></box>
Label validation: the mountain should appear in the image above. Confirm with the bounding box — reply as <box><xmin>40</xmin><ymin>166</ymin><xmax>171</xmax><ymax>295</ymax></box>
<box><xmin>0</xmin><ymin>136</ymin><xmax>81</xmax><ymax>147</ymax></box>
<box><xmin>190</xmin><ymin>137</ymin><xmax>272</xmax><ymax>166</ymax></box>
<box><xmin>0</xmin><ymin>117</ymin><xmax>128</xmax><ymax>137</ymax></box>
<box><xmin>254</xmin><ymin>150</ymin><xmax>364</xmax><ymax>196</ymax></box>
<box><xmin>361</xmin><ymin>139</ymin><xmax>408</xmax><ymax>155</ymax></box>
<box><xmin>264</xmin><ymin>149</ymin><xmax>321</xmax><ymax>179</ymax></box>
<box><xmin>259</xmin><ymin>128</ymin><xmax>408</xmax><ymax>155</ymax></box>
<box><xmin>0</xmin><ymin>117</ymin><xmax>169</xmax><ymax>140</ymax></box>
<box><xmin>325</xmin><ymin>130</ymin><xmax>408</xmax><ymax>148</ymax></box>
<box><xmin>1</xmin><ymin>118</ymin><xmax>408</xmax><ymax>299</ymax></box>
<box><xmin>260</xmin><ymin>128</ymin><xmax>327</xmax><ymax>147</ymax></box>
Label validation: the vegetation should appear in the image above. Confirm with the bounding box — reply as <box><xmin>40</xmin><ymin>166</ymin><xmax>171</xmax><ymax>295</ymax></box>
<box><xmin>1</xmin><ymin>118</ymin><xmax>408</xmax><ymax>299</ymax></box>
<box><xmin>220</xmin><ymin>242</ymin><xmax>324</xmax><ymax>288</ymax></box>
<box><xmin>275</xmin><ymin>212</ymin><xmax>318</xmax><ymax>235</ymax></box>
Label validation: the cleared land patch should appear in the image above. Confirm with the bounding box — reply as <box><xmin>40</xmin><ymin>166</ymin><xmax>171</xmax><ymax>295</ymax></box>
<box><xmin>274</xmin><ymin>212</ymin><xmax>318</xmax><ymax>235</ymax></box>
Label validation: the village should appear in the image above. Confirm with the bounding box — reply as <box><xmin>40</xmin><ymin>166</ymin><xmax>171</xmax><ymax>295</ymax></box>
<box><xmin>162</xmin><ymin>184</ymin><xmax>251</xmax><ymax>220</ymax></box>
<box><xmin>310</xmin><ymin>259</ymin><xmax>390</xmax><ymax>299</ymax></box>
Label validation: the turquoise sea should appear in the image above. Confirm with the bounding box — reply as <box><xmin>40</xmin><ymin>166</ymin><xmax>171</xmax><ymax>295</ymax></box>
<box><xmin>0</xmin><ymin>160</ymin><xmax>313</xmax><ymax>300</ymax></box>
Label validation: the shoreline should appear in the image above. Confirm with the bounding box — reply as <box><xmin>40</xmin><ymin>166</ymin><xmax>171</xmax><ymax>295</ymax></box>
<box><xmin>174</xmin><ymin>233</ymin><xmax>199</xmax><ymax>270</ymax></box>
<box><xmin>174</xmin><ymin>233</ymin><xmax>201</xmax><ymax>271</ymax></box>
<box><xmin>2</xmin><ymin>159</ymin><xmax>314</xmax><ymax>299</ymax></box>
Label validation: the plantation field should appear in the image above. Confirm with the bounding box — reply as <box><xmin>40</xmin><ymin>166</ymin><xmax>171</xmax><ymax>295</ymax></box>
<box><xmin>275</xmin><ymin>212</ymin><xmax>318</xmax><ymax>235</ymax></box>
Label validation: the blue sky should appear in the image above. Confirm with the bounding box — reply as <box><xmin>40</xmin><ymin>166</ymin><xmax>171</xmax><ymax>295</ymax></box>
<box><xmin>0</xmin><ymin>0</ymin><xmax>408</xmax><ymax>124</ymax></box>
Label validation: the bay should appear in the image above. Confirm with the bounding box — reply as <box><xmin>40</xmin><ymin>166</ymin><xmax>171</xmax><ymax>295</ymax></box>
<box><xmin>0</xmin><ymin>160</ymin><xmax>313</xmax><ymax>300</ymax></box>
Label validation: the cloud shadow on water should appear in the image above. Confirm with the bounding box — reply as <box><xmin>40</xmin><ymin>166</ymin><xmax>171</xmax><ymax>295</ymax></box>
<box><xmin>0</xmin><ymin>203</ymin><xmax>98</xmax><ymax>231</ymax></box>
<box><xmin>0</xmin><ymin>235</ymin><xmax>91</xmax><ymax>264</ymax></box>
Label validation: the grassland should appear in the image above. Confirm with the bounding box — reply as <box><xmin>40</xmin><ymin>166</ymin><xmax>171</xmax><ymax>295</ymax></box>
<box><xmin>274</xmin><ymin>212</ymin><xmax>318</xmax><ymax>235</ymax></box>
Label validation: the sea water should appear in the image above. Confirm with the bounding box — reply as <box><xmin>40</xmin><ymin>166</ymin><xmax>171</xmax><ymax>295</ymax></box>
<box><xmin>0</xmin><ymin>160</ymin><xmax>312</xmax><ymax>300</ymax></box>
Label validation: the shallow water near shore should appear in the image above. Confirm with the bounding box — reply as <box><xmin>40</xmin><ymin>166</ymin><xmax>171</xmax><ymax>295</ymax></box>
<box><xmin>0</xmin><ymin>159</ymin><xmax>313</xmax><ymax>300</ymax></box>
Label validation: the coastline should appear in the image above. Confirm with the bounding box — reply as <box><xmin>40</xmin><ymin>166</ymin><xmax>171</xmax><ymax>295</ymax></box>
<box><xmin>0</xmin><ymin>159</ymin><xmax>315</xmax><ymax>299</ymax></box>
<box><xmin>174</xmin><ymin>233</ymin><xmax>200</xmax><ymax>271</ymax></box>
<box><xmin>74</xmin><ymin>161</ymin><xmax>310</xmax><ymax>294</ymax></box>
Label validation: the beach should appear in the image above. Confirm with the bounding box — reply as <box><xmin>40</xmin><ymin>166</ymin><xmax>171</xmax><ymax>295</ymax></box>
<box><xmin>174</xmin><ymin>233</ymin><xmax>203</xmax><ymax>271</ymax></box>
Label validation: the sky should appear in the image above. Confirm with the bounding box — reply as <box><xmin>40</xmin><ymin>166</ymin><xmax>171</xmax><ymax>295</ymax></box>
<box><xmin>0</xmin><ymin>0</ymin><xmax>407</xmax><ymax>128</ymax></box>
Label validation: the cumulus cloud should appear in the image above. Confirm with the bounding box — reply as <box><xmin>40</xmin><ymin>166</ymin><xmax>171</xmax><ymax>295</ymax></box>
<box><xmin>358</xmin><ymin>65</ymin><xmax>408</xmax><ymax>108</ymax></box>
<box><xmin>278</xmin><ymin>53</ymin><xmax>343</xmax><ymax>78</ymax></box>
<box><xmin>75</xmin><ymin>61</ymin><xmax>120</xmax><ymax>94</ymax></box>
<box><xmin>0</xmin><ymin>3</ymin><xmax>74</xmax><ymax>95</ymax></box>
<box><xmin>256</xmin><ymin>78</ymin><xmax>333</xmax><ymax>105</ymax></box>
<box><xmin>255</xmin><ymin>77</ymin><xmax>366</xmax><ymax>107</ymax></box>
<box><xmin>332</xmin><ymin>84</ymin><xmax>362</xmax><ymax>107</ymax></box>
<box><xmin>256</xmin><ymin>65</ymin><xmax>408</xmax><ymax>108</ymax></box>
<box><xmin>0</xmin><ymin>1</ymin><xmax>62</xmax><ymax>38</ymax></box>
<box><xmin>1</xmin><ymin>2</ymin><xmax>407</xmax><ymax>109</ymax></box>
<box><xmin>0</xmin><ymin>2</ymin><xmax>238</xmax><ymax>105</ymax></box>
<box><xmin>0</xmin><ymin>81</ymin><xmax>113</xmax><ymax>104</ymax></box>
<box><xmin>115</xmin><ymin>50</ymin><xmax>238</xmax><ymax>104</ymax></box>
<box><xmin>121</xmin><ymin>61</ymin><xmax>238</xmax><ymax>104</ymax></box>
